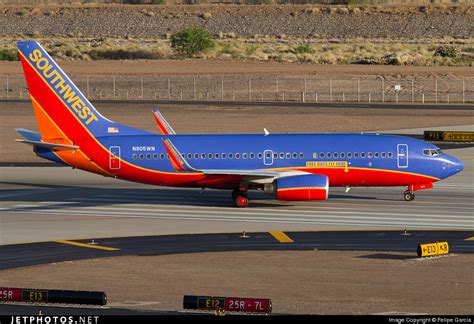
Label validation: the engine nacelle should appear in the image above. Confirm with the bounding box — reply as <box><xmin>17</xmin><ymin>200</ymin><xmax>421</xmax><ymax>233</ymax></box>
<box><xmin>274</xmin><ymin>174</ymin><xmax>329</xmax><ymax>201</ymax></box>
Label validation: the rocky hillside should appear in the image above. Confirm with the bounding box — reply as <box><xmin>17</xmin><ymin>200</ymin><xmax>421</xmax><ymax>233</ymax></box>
<box><xmin>1</xmin><ymin>5</ymin><xmax>472</xmax><ymax>39</ymax></box>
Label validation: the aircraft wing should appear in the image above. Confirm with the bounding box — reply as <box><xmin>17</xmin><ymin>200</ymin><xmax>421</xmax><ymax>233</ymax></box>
<box><xmin>200</xmin><ymin>169</ymin><xmax>310</xmax><ymax>183</ymax></box>
<box><xmin>161</xmin><ymin>137</ymin><xmax>310</xmax><ymax>183</ymax></box>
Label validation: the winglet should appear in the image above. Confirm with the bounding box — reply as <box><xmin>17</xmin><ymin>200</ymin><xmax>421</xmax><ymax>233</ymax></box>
<box><xmin>161</xmin><ymin>138</ymin><xmax>196</xmax><ymax>172</ymax></box>
<box><xmin>152</xmin><ymin>109</ymin><xmax>176</xmax><ymax>135</ymax></box>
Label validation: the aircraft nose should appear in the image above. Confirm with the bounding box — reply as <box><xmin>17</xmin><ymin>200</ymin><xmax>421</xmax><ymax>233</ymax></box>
<box><xmin>443</xmin><ymin>154</ymin><xmax>464</xmax><ymax>177</ymax></box>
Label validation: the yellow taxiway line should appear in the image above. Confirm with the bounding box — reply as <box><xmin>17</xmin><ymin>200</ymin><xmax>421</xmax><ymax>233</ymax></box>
<box><xmin>55</xmin><ymin>240</ymin><xmax>120</xmax><ymax>251</ymax></box>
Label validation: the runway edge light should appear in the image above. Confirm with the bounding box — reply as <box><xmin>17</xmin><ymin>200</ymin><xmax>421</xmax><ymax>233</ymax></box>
<box><xmin>417</xmin><ymin>242</ymin><xmax>449</xmax><ymax>258</ymax></box>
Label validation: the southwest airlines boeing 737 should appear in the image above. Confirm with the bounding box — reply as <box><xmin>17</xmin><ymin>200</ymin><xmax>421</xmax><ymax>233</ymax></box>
<box><xmin>15</xmin><ymin>41</ymin><xmax>464</xmax><ymax>207</ymax></box>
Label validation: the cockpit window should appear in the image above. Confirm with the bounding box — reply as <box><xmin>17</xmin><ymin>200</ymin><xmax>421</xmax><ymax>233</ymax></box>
<box><xmin>423</xmin><ymin>148</ymin><xmax>443</xmax><ymax>156</ymax></box>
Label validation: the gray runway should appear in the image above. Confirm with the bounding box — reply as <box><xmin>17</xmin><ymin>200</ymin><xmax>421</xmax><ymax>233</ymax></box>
<box><xmin>0</xmin><ymin>147</ymin><xmax>472</xmax><ymax>245</ymax></box>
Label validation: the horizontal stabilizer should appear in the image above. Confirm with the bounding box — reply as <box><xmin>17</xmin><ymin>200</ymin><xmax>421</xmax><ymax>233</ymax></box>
<box><xmin>15</xmin><ymin>128</ymin><xmax>41</xmax><ymax>142</ymax></box>
<box><xmin>15</xmin><ymin>139</ymin><xmax>79</xmax><ymax>151</ymax></box>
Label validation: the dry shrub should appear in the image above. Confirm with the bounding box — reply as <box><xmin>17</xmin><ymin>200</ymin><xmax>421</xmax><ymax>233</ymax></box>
<box><xmin>349</xmin><ymin>7</ymin><xmax>361</xmax><ymax>15</ymax></box>
<box><xmin>337</xmin><ymin>7</ymin><xmax>349</xmax><ymax>14</ymax></box>
<box><xmin>201</xmin><ymin>12</ymin><xmax>212</xmax><ymax>20</ymax></box>
<box><xmin>303</xmin><ymin>7</ymin><xmax>320</xmax><ymax>14</ymax></box>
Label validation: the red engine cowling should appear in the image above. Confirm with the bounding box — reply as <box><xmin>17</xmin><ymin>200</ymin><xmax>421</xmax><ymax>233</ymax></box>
<box><xmin>267</xmin><ymin>174</ymin><xmax>329</xmax><ymax>201</ymax></box>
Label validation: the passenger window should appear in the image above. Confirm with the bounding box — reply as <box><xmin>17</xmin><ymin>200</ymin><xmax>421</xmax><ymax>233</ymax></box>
<box><xmin>160</xmin><ymin>153</ymin><xmax>165</xmax><ymax>159</ymax></box>
<box><xmin>201</xmin><ymin>153</ymin><xmax>206</xmax><ymax>159</ymax></box>
<box><xmin>215</xmin><ymin>153</ymin><xmax>219</xmax><ymax>159</ymax></box>
<box><xmin>286</xmin><ymin>153</ymin><xmax>291</xmax><ymax>159</ymax></box>
<box><xmin>320</xmin><ymin>153</ymin><xmax>324</xmax><ymax>159</ymax></box>
<box><xmin>265</xmin><ymin>152</ymin><xmax>271</xmax><ymax>158</ymax></box>
<box><xmin>132</xmin><ymin>154</ymin><xmax>137</xmax><ymax>160</ymax></box>
<box><xmin>374</xmin><ymin>153</ymin><xmax>379</xmax><ymax>158</ymax></box>
<box><xmin>153</xmin><ymin>154</ymin><xmax>158</xmax><ymax>159</ymax></box>
<box><xmin>326</xmin><ymin>153</ymin><xmax>331</xmax><ymax>158</ymax></box>
<box><xmin>166</xmin><ymin>154</ymin><xmax>170</xmax><ymax>159</ymax></box>
<box><xmin>347</xmin><ymin>153</ymin><xmax>352</xmax><ymax>158</ymax></box>
<box><xmin>235</xmin><ymin>153</ymin><xmax>240</xmax><ymax>159</ymax></box>
<box><xmin>250</xmin><ymin>153</ymin><xmax>255</xmax><ymax>159</ymax></box>
<box><xmin>187</xmin><ymin>153</ymin><xmax>192</xmax><ymax>159</ymax></box>
<box><xmin>280</xmin><ymin>153</ymin><xmax>285</xmax><ymax>159</ymax></box>
<box><xmin>388</xmin><ymin>152</ymin><xmax>393</xmax><ymax>158</ymax></box>
<box><xmin>381</xmin><ymin>152</ymin><xmax>386</xmax><ymax>158</ymax></box>
<box><xmin>299</xmin><ymin>153</ymin><xmax>304</xmax><ymax>158</ymax></box>
<box><xmin>208</xmin><ymin>153</ymin><xmax>213</xmax><ymax>159</ymax></box>
<box><xmin>222</xmin><ymin>153</ymin><xmax>226</xmax><ymax>159</ymax></box>
<box><xmin>146</xmin><ymin>154</ymin><xmax>151</xmax><ymax>160</ymax></box>
<box><xmin>361</xmin><ymin>153</ymin><xmax>366</xmax><ymax>158</ymax></box>
<box><xmin>273</xmin><ymin>153</ymin><xmax>278</xmax><ymax>159</ymax></box>
<box><xmin>354</xmin><ymin>153</ymin><xmax>359</xmax><ymax>158</ymax></box>
<box><xmin>243</xmin><ymin>153</ymin><xmax>247</xmax><ymax>159</ymax></box>
<box><xmin>258</xmin><ymin>153</ymin><xmax>263</xmax><ymax>159</ymax></box>
<box><xmin>368</xmin><ymin>153</ymin><xmax>373</xmax><ymax>158</ymax></box>
<box><xmin>292</xmin><ymin>153</ymin><xmax>297</xmax><ymax>159</ymax></box>
<box><xmin>313</xmin><ymin>153</ymin><xmax>318</xmax><ymax>159</ymax></box>
<box><xmin>340</xmin><ymin>153</ymin><xmax>345</xmax><ymax>158</ymax></box>
<box><xmin>334</xmin><ymin>153</ymin><xmax>339</xmax><ymax>158</ymax></box>
<box><xmin>139</xmin><ymin>154</ymin><xmax>144</xmax><ymax>159</ymax></box>
<box><xmin>194</xmin><ymin>153</ymin><xmax>199</xmax><ymax>159</ymax></box>
<box><xmin>228</xmin><ymin>153</ymin><xmax>233</xmax><ymax>159</ymax></box>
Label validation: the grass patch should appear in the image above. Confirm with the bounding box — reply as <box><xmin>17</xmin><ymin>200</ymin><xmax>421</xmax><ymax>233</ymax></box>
<box><xmin>1</xmin><ymin>36</ymin><xmax>472</xmax><ymax>66</ymax></box>
<box><xmin>0</xmin><ymin>48</ymin><xmax>19</xmax><ymax>61</ymax></box>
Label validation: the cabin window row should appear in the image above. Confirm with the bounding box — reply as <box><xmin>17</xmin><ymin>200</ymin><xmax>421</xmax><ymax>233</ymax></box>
<box><xmin>132</xmin><ymin>152</ymin><xmax>306</xmax><ymax>160</ymax></box>
<box><xmin>312</xmin><ymin>152</ymin><xmax>393</xmax><ymax>159</ymax></box>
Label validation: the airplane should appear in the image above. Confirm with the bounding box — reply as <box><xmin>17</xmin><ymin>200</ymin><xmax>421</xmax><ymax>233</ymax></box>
<box><xmin>15</xmin><ymin>41</ymin><xmax>464</xmax><ymax>207</ymax></box>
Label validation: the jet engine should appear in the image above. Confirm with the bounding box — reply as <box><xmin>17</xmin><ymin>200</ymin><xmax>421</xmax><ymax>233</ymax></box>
<box><xmin>264</xmin><ymin>174</ymin><xmax>329</xmax><ymax>201</ymax></box>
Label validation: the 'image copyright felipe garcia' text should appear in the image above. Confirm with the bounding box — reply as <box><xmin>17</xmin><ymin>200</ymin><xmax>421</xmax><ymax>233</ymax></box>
<box><xmin>389</xmin><ymin>317</ymin><xmax>472</xmax><ymax>324</ymax></box>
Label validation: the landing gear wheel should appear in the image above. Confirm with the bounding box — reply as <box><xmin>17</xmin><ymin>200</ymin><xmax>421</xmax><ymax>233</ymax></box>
<box><xmin>404</xmin><ymin>191</ymin><xmax>415</xmax><ymax>201</ymax></box>
<box><xmin>234</xmin><ymin>194</ymin><xmax>249</xmax><ymax>208</ymax></box>
<box><xmin>232</xmin><ymin>190</ymin><xmax>249</xmax><ymax>208</ymax></box>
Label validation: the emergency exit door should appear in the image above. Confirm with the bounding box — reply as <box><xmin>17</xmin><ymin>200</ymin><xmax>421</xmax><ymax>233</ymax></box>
<box><xmin>109</xmin><ymin>146</ymin><xmax>121</xmax><ymax>170</ymax></box>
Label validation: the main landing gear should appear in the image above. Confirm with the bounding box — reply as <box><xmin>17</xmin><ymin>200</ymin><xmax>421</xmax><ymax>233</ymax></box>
<box><xmin>404</xmin><ymin>190</ymin><xmax>415</xmax><ymax>201</ymax></box>
<box><xmin>232</xmin><ymin>189</ymin><xmax>249</xmax><ymax>208</ymax></box>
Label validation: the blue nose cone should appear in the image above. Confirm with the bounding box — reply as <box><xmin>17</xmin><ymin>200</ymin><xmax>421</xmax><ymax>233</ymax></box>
<box><xmin>444</xmin><ymin>154</ymin><xmax>464</xmax><ymax>177</ymax></box>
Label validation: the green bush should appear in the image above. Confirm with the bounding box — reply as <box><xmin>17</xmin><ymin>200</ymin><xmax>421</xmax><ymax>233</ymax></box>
<box><xmin>434</xmin><ymin>45</ymin><xmax>460</xmax><ymax>58</ymax></box>
<box><xmin>170</xmin><ymin>27</ymin><xmax>215</xmax><ymax>57</ymax></box>
<box><xmin>0</xmin><ymin>48</ymin><xmax>19</xmax><ymax>61</ymax></box>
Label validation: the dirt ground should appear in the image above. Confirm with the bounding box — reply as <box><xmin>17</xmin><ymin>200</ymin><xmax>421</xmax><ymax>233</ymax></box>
<box><xmin>2</xmin><ymin>60</ymin><xmax>473</xmax><ymax>77</ymax></box>
<box><xmin>0</xmin><ymin>251</ymin><xmax>472</xmax><ymax>315</ymax></box>
<box><xmin>1</xmin><ymin>101</ymin><xmax>472</xmax><ymax>163</ymax></box>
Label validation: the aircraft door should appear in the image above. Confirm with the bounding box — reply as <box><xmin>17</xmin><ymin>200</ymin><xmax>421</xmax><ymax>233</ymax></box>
<box><xmin>263</xmin><ymin>149</ymin><xmax>273</xmax><ymax>166</ymax></box>
<box><xmin>109</xmin><ymin>146</ymin><xmax>121</xmax><ymax>170</ymax></box>
<box><xmin>397</xmin><ymin>144</ymin><xmax>408</xmax><ymax>168</ymax></box>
